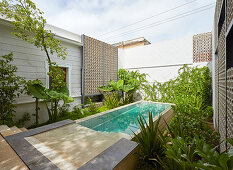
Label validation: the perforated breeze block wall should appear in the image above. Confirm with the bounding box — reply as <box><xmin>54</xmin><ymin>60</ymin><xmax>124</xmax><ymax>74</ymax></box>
<box><xmin>218</xmin><ymin>22</ymin><xmax>226</xmax><ymax>151</ymax></box>
<box><xmin>214</xmin><ymin>0</ymin><xmax>233</xmax><ymax>152</ymax></box>
<box><xmin>83</xmin><ymin>35</ymin><xmax>118</xmax><ymax>95</ymax></box>
<box><xmin>193</xmin><ymin>32</ymin><xmax>212</xmax><ymax>63</ymax></box>
<box><xmin>227</xmin><ymin>68</ymin><xmax>233</xmax><ymax>149</ymax></box>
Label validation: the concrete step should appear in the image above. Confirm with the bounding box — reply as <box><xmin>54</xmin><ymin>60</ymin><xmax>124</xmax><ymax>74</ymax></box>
<box><xmin>0</xmin><ymin>125</ymin><xmax>10</xmax><ymax>132</ymax></box>
<box><xmin>0</xmin><ymin>135</ymin><xmax>28</xmax><ymax>170</ymax></box>
<box><xmin>1</xmin><ymin>126</ymin><xmax>22</xmax><ymax>137</ymax></box>
<box><xmin>20</xmin><ymin>127</ymin><xmax>28</xmax><ymax>132</ymax></box>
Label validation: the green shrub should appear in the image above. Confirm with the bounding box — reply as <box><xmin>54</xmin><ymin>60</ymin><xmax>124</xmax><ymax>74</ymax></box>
<box><xmin>15</xmin><ymin>112</ymin><xmax>31</xmax><ymax>128</ymax></box>
<box><xmin>103</xmin><ymin>92</ymin><xmax>120</xmax><ymax>109</ymax></box>
<box><xmin>87</xmin><ymin>98</ymin><xmax>99</xmax><ymax>114</ymax></box>
<box><xmin>143</xmin><ymin>65</ymin><xmax>211</xmax><ymax>115</ymax></box>
<box><xmin>162</xmin><ymin>136</ymin><xmax>233</xmax><ymax>170</ymax></box>
<box><xmin>133</xmin><ymin>112</ymin><xmax>167</xmax><ymax>167</ymax></box>
<box><xmin>0</xmin><ymin>53</ymin><xmax>25</xmax><ymax>125</ymax></box>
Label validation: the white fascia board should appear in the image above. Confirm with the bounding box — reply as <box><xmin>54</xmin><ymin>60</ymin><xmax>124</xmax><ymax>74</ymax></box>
<box><xmin>45</xmin><ymin>24</ymin><xmax>82</xmax><ymax>46</ymax></box>
<box><xmin>0</xmin><ymin>18</ymin><xmax>83</xmax><ymax>46</ymax></box>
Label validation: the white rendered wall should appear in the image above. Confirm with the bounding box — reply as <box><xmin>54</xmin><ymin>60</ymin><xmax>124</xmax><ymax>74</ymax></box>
<box><xmin>119</xmin><ymin>36</ymin><xmax>193</xmax><ymax>83</ymax></box>
<box><xmin>0</xmin><ymin>21</ymin><xmax>82</xmax><ymax>126</ymax></box>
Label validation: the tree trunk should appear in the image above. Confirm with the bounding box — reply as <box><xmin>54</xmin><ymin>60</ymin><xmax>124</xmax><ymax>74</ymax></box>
<box><xmin>54</xmin><ymin>100</ymin><xmax>58</xmax><ymax>121</ymax></box>
<box><xmin>35</xmin><ymin>98</ymin><xmax>39</xmax><ymax>127</ymax></box>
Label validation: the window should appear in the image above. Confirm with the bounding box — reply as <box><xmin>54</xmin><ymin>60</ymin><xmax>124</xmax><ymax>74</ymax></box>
<box><xmin>49</xmin><ymin>67</ymin><xmax>67</xmax><ymax>89</ymax></box>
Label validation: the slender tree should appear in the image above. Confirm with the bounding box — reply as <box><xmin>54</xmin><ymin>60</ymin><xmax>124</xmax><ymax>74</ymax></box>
<box><xmin>0</xmin><ymin>0</ymin><xmax>69</xmax><ymax>124</ymax></box>
<box><xmin>0</xmin><ymin>0</ymin><xmax>67</xmax><ymax>63</ymax></box>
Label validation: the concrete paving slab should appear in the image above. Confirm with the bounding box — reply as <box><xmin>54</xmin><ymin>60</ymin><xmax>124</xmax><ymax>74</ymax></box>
<box><xmin>0</xmin><ymin>135</ymin><xmax>28</xmax><ymax>170</ymax></box>
<box><xmin>26</xmin><ymin>123</ymin><xmax>120</xmax><ymax>169</ymax></box>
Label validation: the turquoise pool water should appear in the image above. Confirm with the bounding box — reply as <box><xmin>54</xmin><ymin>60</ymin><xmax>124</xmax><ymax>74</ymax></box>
<box><xmin>78</xmin><ymin>102</ymin><xmax>170</xmax><ymax>135</ymax></box>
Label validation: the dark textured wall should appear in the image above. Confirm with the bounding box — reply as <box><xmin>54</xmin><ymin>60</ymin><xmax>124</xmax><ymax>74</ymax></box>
<box><xmin>214</xmin><ymin>0</ymin><xmax>233</xmax><ymax>152</ymax></box>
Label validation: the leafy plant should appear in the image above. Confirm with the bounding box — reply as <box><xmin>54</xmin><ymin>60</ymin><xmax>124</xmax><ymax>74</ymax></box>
<box><xmin>103</xmin><ymin>92</ymin><xmax>120</xmax><ymax>109</ymax></box>
<box><xmin>0</xmin><ymin>53</ymin><xmax>25</xmax><ymax>125</ymax></box>
<box><xmin>133</xmin><ymin>112</ymin><xmax>167</xmax><ymax>167</ymax></box>
<box><xmin>25</xmin><ymin>79</ymin><xmax>47</xmax><ymax>126</ymax></box>
<box><xmin>15</xmin><ymin>112</ymin><xmax>31</xmax><ymax>128</ymax></box>
<box><xmin>98</xmin><ymin>69</ymin><xmax>147</xmax><ymax>106</ymax></box>
<box><xmin>86</xmin><ymin>98</ymin><xmax>99</xmax><ymax>114</ymax></box>
<box><xmin>143</xmin><ymin>65</ymin><xmax>211</xmax><ymax>114</ymax></box>
<box><xmin>163</xmin><ymin>137</ymin><xmax>201</xmax><ymax>169</ymax></box>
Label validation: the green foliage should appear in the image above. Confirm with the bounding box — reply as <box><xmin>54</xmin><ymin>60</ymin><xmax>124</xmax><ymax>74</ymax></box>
<box><xmin>0</xmin><ymin>53</ymin><xmax>25</xmax><ymax>125</ymax></box>
<box><xmin>97</xmin><ymin>105</ymin><xmax>109</xmax><ymax>113</ymax></box>
<box><xmin>15</xmin><ymin>112</ymin><xmax>31</xmax><ymax>128</ymax></box>
<box><xmin>86</xmin><ymin>98</ymin><xmax>99</xmax><ymax>114</ymax></box>
<box><xmin>143</xmin><ymin>65</ymin><xmax>218</xmax><ymax>145</ymax></box>
<box><xmin>48</xmin><ymin>63</ymin><xmax>66</xmax><ymax>90</ymax></box>
<box><xmin>0</xmin><ymin>0</ymin><xmax>67</xmax><ymax>63</ymax></box>
<box><xmin>163</xmin><ymin>137</ymin><xmax>202</xmax><ymax>169</ymax></box>
<box><xmin>133</xmin><ymin>113</ymin><xmax>167</xmax><ymax>167</ymax></box>
<box><xmin>26</xmin><ymin>79</ymin><xmax>47</xmax><ymax>99</ymax></box>
<box><xmin>143</xmin><ymin>65</ymin><xmax>211</xmax><ymax>114</ymax></box>
<box><xmin>26</xmin><ymin>78</ymin><xmax>73</xmax><ymax>123</ymax></box>
<box><xmin>103</xmin><ymin>92</ymin><xmax>120</xmax><ymax>109</ymax></box>
<box><xmin>0</xmin><ymin>0</ymin><xmax>70</xmax><ymax>125</ymax></box>
<box><xmin>162</xmin><ymin>136</ymin><xmax>233</xmax><ymax>170</ymax></box>
<box><xmin>99</xmin><ymin>69</ymin><xmax>148</xmax><ymax>106</ymax></box>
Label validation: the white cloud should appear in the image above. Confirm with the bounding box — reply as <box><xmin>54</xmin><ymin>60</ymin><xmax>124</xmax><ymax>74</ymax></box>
<box><xmin>33</xmin><ymin>0</ymin><xmax>215</xmax><ymax>44</ymax></box>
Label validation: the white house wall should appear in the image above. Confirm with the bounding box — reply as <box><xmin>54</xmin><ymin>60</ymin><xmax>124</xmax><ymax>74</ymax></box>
<box><xmin>0</xmin><ymin>21</ymin><xmax>82</xmax><ymax>126</ymax></box>
<box><xmin>119</xmin><ymin>36</ymin><xmax>193</xmax><ymax>83</ymax></box>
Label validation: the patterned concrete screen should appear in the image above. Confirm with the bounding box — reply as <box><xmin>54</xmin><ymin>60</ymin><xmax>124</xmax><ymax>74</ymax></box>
<box><xmin>214</xmin><ymin>0</ymin><xmax>233</xmax><ymax>152</ymax></box>
<box><xmin>227</xmin><ymin>0</ymin><xmax>233</xmax><ymax>29</ymax></box>
<box><xmin>83</xmin><ymin>35</ymin><xmax>118</xmax><ymax>96</ymax></box>
<box><xmin>227</xmin><ymin>68</ymin><xmax>233</xmax><ymax>149</ymax></box>
<box><xmin>193</xmin><ymin>32</ymin><xmax>212</xmax><ymax>63</ymax></box>
<box><xmin>218</xmin><ymin>21</ymin><xmax>226</xmax><ymax>151</ymax></box>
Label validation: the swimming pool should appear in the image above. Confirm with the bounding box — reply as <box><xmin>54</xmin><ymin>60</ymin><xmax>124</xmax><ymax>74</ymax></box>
<box><xmin>77</xmin><ymin>101</ymin><xmax>171</xmax><ymax>136</ymax></box>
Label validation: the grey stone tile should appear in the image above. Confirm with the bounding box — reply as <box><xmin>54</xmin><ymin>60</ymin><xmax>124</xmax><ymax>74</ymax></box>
<box><xmin>78</xmin><ymin>138</ymin><xmax>138</xmax><ymax>170</ymax></box>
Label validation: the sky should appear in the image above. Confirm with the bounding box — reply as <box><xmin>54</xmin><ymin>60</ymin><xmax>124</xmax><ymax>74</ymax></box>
<box><xmin>33</xmin><ymin>0</ymin><xmax>216</xmax><ymax>44</ymax></box>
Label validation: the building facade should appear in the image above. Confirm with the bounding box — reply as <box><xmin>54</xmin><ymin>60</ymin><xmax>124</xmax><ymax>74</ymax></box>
<box><xmin>0</xmin><ymin>18</ymin><xmax>118</xmax><ymax>126</ymax></box>
<box><xmin>212</xmin><ymin>0</ymin><xmax>233</xmax><ymax>152</ymax></box>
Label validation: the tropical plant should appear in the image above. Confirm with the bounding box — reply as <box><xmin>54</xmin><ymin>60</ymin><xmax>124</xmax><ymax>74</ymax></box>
<box><xmin>103</xmin><ymin>92</ymin><xmax>120</xmax><ymax>109</ymax></box>
<box><xmin>25</xmin><ymin>79</ymin><xmax>73</xmax><ymax>123</ymax></box>
<box><xmin>98</xmin><ymin>69</ymin><xmax>148</xmax><ymax>105</ymax></box>
<box><xmin>0</xmin><ymin>53</ymin><xmax>25</xmax><ymax>125</ymax></box>
<box><xmin>133</xmin><ymin>112</ymin><xmax>167</xmax><ymax>168</ymax></box>
<box><xmin>25</xmin><ymin>79</ymin><xmax>47</xmax><ymax>126</ymax></box>
<box><xmin>163</xmin><ymin>136</ymin><xmax>202</xmax><ymax>169</ymax></box>
<box><xmin>162</xmin><ymin>136</ymin><xmax>233</xmax><ymax>170</ymax></box>
<box><xmin>86</xmin><ymin>98</ymin><xmax>99</xmax><ymax>114</ymax></box>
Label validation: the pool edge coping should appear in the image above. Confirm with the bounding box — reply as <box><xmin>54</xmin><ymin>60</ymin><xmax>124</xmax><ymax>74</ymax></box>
<box><xmin>75</xmin><ymin>100</ymin><xmax>175</xmax><ymax>124</ymax></box>
<box><xmin>75</xmin><ymin>100</ymin><xmax>175</xmax><ymax>139</ymax></box>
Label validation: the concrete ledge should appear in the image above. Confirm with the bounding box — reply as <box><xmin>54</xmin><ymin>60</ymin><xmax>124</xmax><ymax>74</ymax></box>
<box><xmin>6</xmin><ymin>119</ymin><xmax>75</xmax><ymax>141</ymax></box>
<box><xmin>4</xmin><ymin>119</ymin><xmax>75</xmax><ymax>170</ymax></box>
<box><xmin>78</xmin><ymin>138</ymin><xmax>138</xmax><ymax>170</ymax></box>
